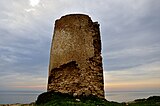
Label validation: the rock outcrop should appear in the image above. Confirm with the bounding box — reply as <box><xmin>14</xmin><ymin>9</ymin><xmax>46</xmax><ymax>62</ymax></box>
<box><xmin>47</xmin><ymin>14</ymin><xmax>104</xmax><ymax>98</ymax></box>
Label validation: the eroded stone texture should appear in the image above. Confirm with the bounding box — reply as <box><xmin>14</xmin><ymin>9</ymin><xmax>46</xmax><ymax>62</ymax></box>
<box><xmin>48</xmin><ymin>14</ymin><xmax>104</xmax><ymax>98</ymax></box>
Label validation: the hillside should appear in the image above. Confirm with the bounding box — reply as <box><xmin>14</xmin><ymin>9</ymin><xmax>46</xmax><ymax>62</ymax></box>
<box><xmin>1</xmin><ymin>91</ymin><xmax>159</xmax><ymax>106</ymax></box>
<box><xmin>35</xmin><ymin>91</ymin><xmax>160</xmax><ymax>106</ymax></box>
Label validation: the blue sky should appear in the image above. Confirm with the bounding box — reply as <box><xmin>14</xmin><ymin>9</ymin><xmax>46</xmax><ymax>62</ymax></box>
<box><xmin>0</xmin><ymin>0</ymin><xmax>160</xmax><ymax>92</ymax></box>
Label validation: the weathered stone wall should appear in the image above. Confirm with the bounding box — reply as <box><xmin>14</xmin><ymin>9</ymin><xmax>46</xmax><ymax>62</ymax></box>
<box><xmin>48</xmin><ymin>14</ymin><xmax>104</xmax><ymax>98</ymax></box>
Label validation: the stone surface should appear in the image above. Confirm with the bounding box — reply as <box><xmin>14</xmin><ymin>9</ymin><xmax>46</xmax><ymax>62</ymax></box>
<box><xmin>47</xmin><ymin>14</ymin><xmax>104</xmax><ymax>98</ymax></box>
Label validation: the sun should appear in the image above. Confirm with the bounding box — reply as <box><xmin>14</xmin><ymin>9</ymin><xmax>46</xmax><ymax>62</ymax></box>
<box><xmin>29</xmin><ymin>0</ymin><xmax>40</xmax><ymax>7</ymax></box>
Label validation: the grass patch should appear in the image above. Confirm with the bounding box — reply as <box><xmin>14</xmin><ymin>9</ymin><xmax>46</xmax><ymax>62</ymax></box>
<box><xmin>128</xmin><ymin>96</ymin><xmax>160</xmax><ymax>106</ymax></box>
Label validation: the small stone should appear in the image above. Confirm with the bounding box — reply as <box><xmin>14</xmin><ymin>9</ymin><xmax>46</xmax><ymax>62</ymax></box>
<box><xmin>73</xmin><ymin>93</ymin><xmax>78</xmax><ymax>97</ymax></box>
<box><xmin>75</xmin><ymin>99</ymin><xmax>80</xmax><ymax>102</ymax></box>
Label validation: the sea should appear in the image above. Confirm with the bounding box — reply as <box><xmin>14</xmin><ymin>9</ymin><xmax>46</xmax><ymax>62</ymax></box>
<box><xmin>105</xmin><ymin>91</ymin><xmax>160</xmax><ymax>103</ymax></box>
<box><xmin>0</xmin><ymin>91</ymin><xmax>43</xmax><ymax>104</ymax></box>
<box><xmin>0</xmin><ymin>90</ymin><xmax>160</xmax><ymax>104</ymax></box>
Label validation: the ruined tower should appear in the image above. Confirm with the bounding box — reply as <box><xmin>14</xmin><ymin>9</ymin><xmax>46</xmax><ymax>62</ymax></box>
<box><xmin>48</xmin><ymin>14</ymin><xmax>104</xmax><ymax>98</ymax></box>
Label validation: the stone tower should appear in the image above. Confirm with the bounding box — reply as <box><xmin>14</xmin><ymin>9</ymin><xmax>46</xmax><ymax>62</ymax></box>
<box><xmin>48</xmin><ymin>14</ymin><xmax>104</xmax><ymax>98</ymax></box>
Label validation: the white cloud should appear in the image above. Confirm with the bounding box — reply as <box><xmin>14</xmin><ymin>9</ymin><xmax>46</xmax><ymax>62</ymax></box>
<box><xmin>0</xmin><ymin>0</ymin><xmax>160</xmax><ymax>92</ymax></box>
<box><xmin>103</xmin><ymin>44</ymin><xmax>160</xmax><ymax>59</ymax></box>
<box><xmin>25</xmin><ymin>8</ymin><xmax>36</xmax><ymax>12</ymax></box>
<box><xmin>104</xmin><ymin>61</ymin><xmax>160</xmax><ymax>91</ymax></box>
<box><xmin>29</xmin><ymin>0</ymin><xmax>40</xmax><ymax>7</ymax></box>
